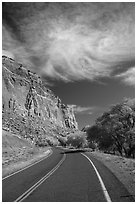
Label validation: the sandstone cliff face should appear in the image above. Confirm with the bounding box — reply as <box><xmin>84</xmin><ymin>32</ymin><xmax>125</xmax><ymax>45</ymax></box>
<box><xmin>2</xmin><ymin>56</ymin><xmax>78</xmax><ymax>146</ymax></box>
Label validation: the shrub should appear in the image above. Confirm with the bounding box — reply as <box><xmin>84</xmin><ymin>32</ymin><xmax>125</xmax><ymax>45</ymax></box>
<box><xmin>58</xmin><ymin>137</ymin><xmax>67</xmax><ymax>147</ymax></box>
<box><xmin>66</xmin><ymin>132</ymin><xmax>88</xmax><ymax>148</ymax></box>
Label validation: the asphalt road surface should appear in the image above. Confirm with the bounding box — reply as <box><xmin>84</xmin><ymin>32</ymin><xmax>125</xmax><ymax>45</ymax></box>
<box><xmin>2</xmin><ymin>148</ymin><xmax>134</xmax><ymax>202</ymax></box>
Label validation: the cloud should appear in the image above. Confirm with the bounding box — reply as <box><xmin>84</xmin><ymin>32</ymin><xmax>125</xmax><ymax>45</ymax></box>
<box><xmin>2</xmin><ymin>2</ymin><xmax>135</xmax><ymax>82</ymax></box>
<box><xmin>69</xmin><ymin>105</ymin><xmax>95</xmax><ymax>115</ymax></box>
<box><xmin>115</xmin><ymin>67</ymin><xmax>135</xmax><ymax>86</ymax></box>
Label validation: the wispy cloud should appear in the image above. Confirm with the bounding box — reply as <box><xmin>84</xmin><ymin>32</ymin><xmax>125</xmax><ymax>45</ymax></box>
<box><xmin>2</xmin><ymin>3</ymin><xmax>135</xmax><ymax>83</ymax></box>
<box><xmin>69</xmin><ymin>105</ymin><xmax>95</xmax><ymax>115</ymax></box>
<box><xmin>115</xmin><ymin>67</ymin><xmax>135</xmax><ymax>86</ymax></box>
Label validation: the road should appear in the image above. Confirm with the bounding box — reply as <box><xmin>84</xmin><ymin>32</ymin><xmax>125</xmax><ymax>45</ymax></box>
<box><xmin>2</xmin><ymin>148</ymin><xmax>134</xmax><ymax>202</ymax></box>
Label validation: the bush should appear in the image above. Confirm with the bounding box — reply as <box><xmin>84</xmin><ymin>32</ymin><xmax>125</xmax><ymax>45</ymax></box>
<box><xmin>58</xmin><ymin>137</ymin><xmax>67</xmax><ymax>147</ymax></box>
<box><xmin>66</xmin><ymin>132</ymin><xmax>88</xmax><ymax>148</ymax></box>
<box><xmin>46</xmin><ymin>137</ymin><xmax>59</xmax><ymax>146</ymax></box>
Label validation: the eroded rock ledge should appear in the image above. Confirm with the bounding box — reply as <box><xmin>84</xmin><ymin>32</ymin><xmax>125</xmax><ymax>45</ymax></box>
<box><xmin>2</xmin><ymin>56</ymin><xmax>78</xmax><ymax>146</ymax></box>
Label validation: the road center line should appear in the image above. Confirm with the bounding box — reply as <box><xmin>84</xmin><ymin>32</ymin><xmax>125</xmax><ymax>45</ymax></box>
<box><xmin>81</xmin><ymin>153</ymin><xmax>112</xmax><ymax>202</ymax></box>
<box><xmin>14</xmin><ymin>153</ymin><xmax>66</xmax><ymax>202</ymax></box>
<box><xmin>3</xmin><ymin>149</ymin><xmax>52</xmax><ymax>180</ymax></box>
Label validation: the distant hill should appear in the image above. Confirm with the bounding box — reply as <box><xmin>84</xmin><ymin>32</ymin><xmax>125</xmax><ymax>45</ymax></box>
<box><xmin>2</xmin><ymin>56</ymin><xmax>78</xmax><ymax>146</ymax></box>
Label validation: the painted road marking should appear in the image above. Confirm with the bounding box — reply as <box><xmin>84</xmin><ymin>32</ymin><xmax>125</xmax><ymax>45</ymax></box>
<box><xmin>14</xmin><ymin>153</ymin><xmax>66</xmax><ymax>202</ymax></box>
<box><xmin>81</xmin><ymin>153</ymin><xmax>112</xmax><ymax>202</ymax></box>
<box><xmin>3</xmin><ymin>149</ymin><xmax>52</xmax><ymax>180</ymax></box>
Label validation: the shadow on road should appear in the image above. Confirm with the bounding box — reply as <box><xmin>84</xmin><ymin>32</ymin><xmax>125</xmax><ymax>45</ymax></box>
<box><xmin>61</xmin><ymin>149</ymin><xmax>86</xmax><ymax>154</ymax></box>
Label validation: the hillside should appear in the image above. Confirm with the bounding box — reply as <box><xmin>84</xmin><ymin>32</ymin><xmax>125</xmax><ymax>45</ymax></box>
<box><xmin>2</xmin><ymin>130</ymin><xmax>51</xmax><ymax>177</ymax></box>
<box><xmin>3</xmin><ymin>130</ymin><xmax>37</xmax><ymax>167</ymax></box>
<box><xmin>2</xmin><ymin>56</ymin><xmax>78</xmax><ymax>146</ymax></box>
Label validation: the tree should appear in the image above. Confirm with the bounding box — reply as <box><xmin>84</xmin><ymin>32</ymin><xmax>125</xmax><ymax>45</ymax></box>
<box><xmin>86</xmin><ymin>98</ymin><xmax>135</xmax><ymax>158</ymax></box>
<box><xmin>58</xmin><ymin>137</ymin><xmax>67</xmax><ymax>147</ymax></box>
<box><xmin>67</xmin><ymin>132</ymin><xmax>88</xmax><ymax>148</ymax></box>
<box><xmin>87</xmin><ymin>125</ymin><xmax>114</xmax><ymax>152</ymax></box>
<box><xmin>96</xmin><ymin>99</ymin><xmax>135</xmax><ymax>157</ymax></box>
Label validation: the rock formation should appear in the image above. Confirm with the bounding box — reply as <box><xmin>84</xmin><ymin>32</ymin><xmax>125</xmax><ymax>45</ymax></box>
<box><xmin>2</xmin><ymin>56</ymin><xmax>78</xmax><ymax>146</ymax></box>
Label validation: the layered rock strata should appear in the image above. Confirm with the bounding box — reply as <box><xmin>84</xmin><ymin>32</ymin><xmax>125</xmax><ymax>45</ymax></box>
<box><xmin>2</xmin><ymin>56</ymin><xmax>78</xmax><ymax>145</ymax></box>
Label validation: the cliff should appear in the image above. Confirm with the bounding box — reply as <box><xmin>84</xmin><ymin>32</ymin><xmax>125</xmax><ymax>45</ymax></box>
<box><xmin>2</xmin><ymin>56</ymin><xmax>78</xmax><ymax>146</ymax></box>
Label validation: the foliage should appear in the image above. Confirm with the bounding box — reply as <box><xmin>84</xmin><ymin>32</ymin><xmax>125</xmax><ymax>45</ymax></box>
<box><xmin>58</xmin><ymin>136</ymin><xmax>67</xmax><ymax>147</ymax></box>
<box><xmin>66</xmin><ymin>132</ymin><xmax>88</xmax><ymax>148</ymax></box>
<box><xmin>46</xmin><ymin>137</ymin><xmax>60</xmax><ymax>146</ymax></box>
<box><xmin>87</xmin><ymin>98</ymin><xmax>135</xmax><ymax>158</ymax></box>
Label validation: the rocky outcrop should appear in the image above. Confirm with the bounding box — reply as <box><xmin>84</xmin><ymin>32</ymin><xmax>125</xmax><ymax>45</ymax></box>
<box><xmin>2</xmin><ymin>56</ymin><xmax>78</xmax><ymax>145</ymax></box>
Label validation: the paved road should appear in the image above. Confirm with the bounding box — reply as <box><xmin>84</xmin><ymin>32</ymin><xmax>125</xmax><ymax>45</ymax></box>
<box><xmin>2</xmin><ymin>148</ymin><xmax>63</xmax><ymax>202</ymax></box>
<box><xmin>2</xmin><ymin>148</ymin><xmax>134</xmax><ymax>202</ymax></box>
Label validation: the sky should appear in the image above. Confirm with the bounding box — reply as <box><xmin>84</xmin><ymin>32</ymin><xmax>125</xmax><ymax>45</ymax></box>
<box><xmin>2</xmin><ymin>2</ymin><xmax>135</xmax><ymax>129</ymax></box>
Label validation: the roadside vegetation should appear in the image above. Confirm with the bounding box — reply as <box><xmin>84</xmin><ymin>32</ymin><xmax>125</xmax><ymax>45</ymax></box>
<box><xmin>2</xmin><ymin>98</ymin><xmax>135</xmax><ymax>180</ymax></box>
<box><xmin>66</xmin><ymin>131</ymin><xmax>88</xmax><ymax>148</ymax></box>
<box><xmin>2</xmin><ymin>130</ymin><xmax>50</xmax><ymax>178</ymax></box>
<box><xmin>61</xmin><ymin>98</ymin><xmax>135</xmax><ymax>159</ymax></box>
<box><xmin>85</xmin><ymin>98</ymin><xmax>135</xmax><ymax>158</ymax></box>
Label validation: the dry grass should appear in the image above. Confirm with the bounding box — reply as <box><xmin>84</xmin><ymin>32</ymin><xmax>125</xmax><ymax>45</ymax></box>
<box><xmin>2</xmin><ymin>130</ymin><xmax>51</xmax><ymax>178</ymax></box>
<box><xmin>2</xmin><ymin>148</ymin><xmax>50</xmax><ymax>178</ymax></box>
<box><xmin>91</xmin><ymin>151</ymin><xmax>135</xmax><ymax>198</ymax></box>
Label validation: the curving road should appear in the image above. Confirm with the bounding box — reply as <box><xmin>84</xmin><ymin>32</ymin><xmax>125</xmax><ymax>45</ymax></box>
<box><xmin>2</xmin><ymin>148</ymin><xmax>134</xmax><ymax>202</ymax></box>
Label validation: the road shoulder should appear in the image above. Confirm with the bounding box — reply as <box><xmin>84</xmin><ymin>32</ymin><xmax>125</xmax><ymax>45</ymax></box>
<box><xmin>86</xmin><ymin>151</ymin><xmax>135</xmax><ymax>200</ymax></box>
<box><xmin>2</xmin><ymin>148</ymin><xmax>51</xmax><ymax>179</ymax></box>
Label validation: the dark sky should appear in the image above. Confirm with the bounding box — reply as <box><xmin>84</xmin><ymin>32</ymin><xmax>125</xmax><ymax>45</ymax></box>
<box><xmin>50</xmin><ymin>76</ymin><xmax>134</xmax><ymax>129</ymax></box>
<box><xmin>2</xmin><ymin>2</ymin><xmax>135</xmax><ymax>129</ymax></box>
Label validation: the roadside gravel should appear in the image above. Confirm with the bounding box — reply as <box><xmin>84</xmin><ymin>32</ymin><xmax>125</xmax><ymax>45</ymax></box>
<box><xmin>90</xmin><ymin>151</ymin><xmax>135</xmax><ymax>198</ymax></box>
